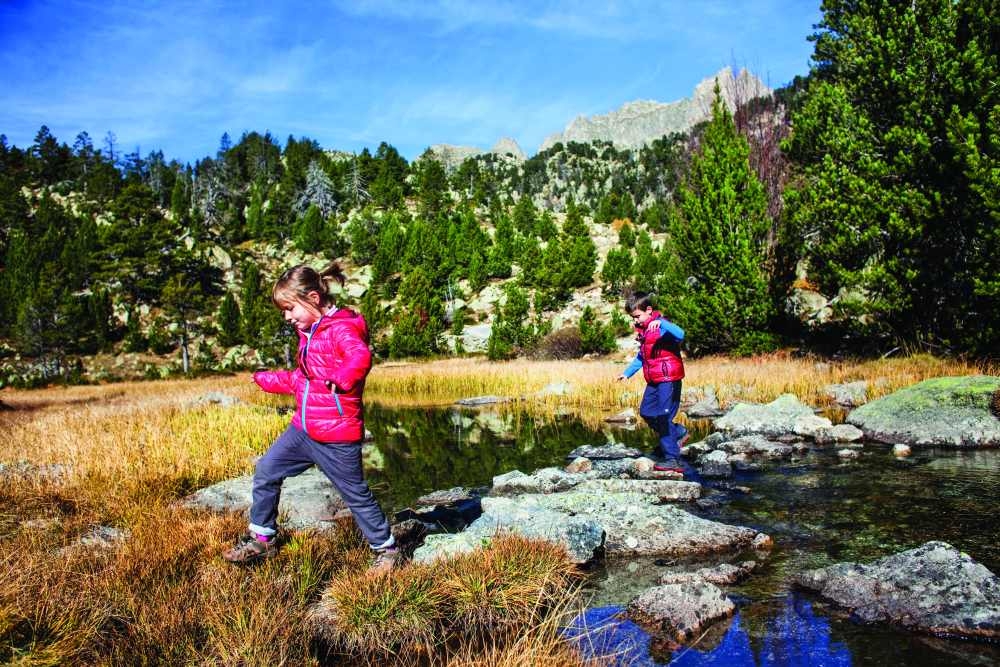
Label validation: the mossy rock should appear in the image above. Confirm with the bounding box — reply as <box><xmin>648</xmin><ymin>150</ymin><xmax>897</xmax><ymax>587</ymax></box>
<box><xmin>846</xmin><ymin>375</ymin><xmax>1000</xmax><ymax>448</ymax></box>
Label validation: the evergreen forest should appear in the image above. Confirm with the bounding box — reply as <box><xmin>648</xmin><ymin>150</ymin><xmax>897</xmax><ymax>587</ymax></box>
<box><xmin>1</xmin><ymin>0</ymin><xmax>997</xmax><ymax>387</ymax></box>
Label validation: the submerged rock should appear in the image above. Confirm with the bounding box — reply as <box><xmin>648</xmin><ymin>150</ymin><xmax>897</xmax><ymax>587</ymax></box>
<box><xmin>847</xmin><ymin>375</ymin><xmax>1000</xmax><ymax>448</ymax></box>
<box><xmin>455</xmin><ymin>395</ymin><xmax>509</xmax><ymax>406</ymax></box>
<box><xmin>794</xmin><ymin>541</ymin><xmax>1000</xmax><ymax>640</ymax></box>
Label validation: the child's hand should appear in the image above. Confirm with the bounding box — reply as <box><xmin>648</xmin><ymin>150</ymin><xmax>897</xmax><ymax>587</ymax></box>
<box><xmin>616</xmin><ymin>375</ymin><xmax>628</xmax><ymax>383</ymax></box>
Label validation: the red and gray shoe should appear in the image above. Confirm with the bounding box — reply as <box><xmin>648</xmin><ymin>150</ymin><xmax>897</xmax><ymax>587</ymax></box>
<box><xmin>653</xmin><ymin>459</ymin><xmax>685</xmax><ymax>474</ymax></box>
<box><xmin>223</xmin><ymin>532</ymin><xmax>280</xmax><ymax>564</ymax></box>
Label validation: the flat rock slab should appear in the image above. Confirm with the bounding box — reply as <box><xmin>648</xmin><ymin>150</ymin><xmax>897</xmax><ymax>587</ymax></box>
<box><xmin>412</xmin><ymin>489</ymin><xmax>766</xmax><ymax>565</ymax></box>
<box><xmin>794</xmin><ymin>541</ymin><xmax>1000</xmax><ymax>640</ymax></box>
<box><xmin>627</xmin><ymin>581</ymin><xmax>735</xmax><ymax>644</ymax></box>
<box><xmin>455</xmin><ymin>395</ymin><xmax>510</xmax><ymax>406</ymax></box>
<box><xmin>181</xmin><ymin>467</ymin><xmax>347</xmax><ymax>531</ymax></box>
<box><xmin>846</xmin><ymin>375</ymin><xmax>1000</xmax><ymax>448</ymax></box>
<box><xmin>481</xmin><ymin>491</ymin><xmax>762</xmax><ymax>558</ymax></box>
<box><xmin>567</xmin><ymin>444</ymin><xmax>644</xmax><ymax>460</ymax></box>
<box><xmin>573</xmin><ymin>478</ymin><xmax>701</xmax><ymax>502</ymax></box>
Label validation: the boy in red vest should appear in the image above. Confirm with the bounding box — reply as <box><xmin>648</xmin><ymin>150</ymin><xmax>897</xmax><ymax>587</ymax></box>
<box><xmin>617</xmin><ymin>292</ymin><xmax>688</xmax><ymax>473</ymax></box>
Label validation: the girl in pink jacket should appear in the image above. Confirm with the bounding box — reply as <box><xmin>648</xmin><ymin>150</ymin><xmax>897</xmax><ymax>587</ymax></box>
<box><xmin>223</xmin><ymin>262</ymin><xmax>397</xmax><ymax>573</ymax></box>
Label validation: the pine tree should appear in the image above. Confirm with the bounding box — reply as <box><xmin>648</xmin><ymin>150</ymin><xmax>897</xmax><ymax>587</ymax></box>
<box><xmin>782</xmin><ymin>0</ymin><xmax>1000</xmax><ymax>354</ymax></box>
<box><xmin>668</xmin><ymin>86</ymin><xmax>775</xmax><ymax>354</ymax></box>
<box><xmin>579</xmin><ymin>305</ymin><xmax>615</xmax><ymax>354</ymax></box>
<box><xmin>295</xmin><ymin>204</ymin><xmax>324</xmax><ymax>252</ymax></box>
<box><xmin>217</xmin><ymin>292</ymin><xmax>242</xmax><ymax>347</ymax></box>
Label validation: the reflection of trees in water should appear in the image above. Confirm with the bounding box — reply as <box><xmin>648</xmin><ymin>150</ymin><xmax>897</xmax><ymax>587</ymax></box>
<box><xmin>723</xmin><ymin>449</ymin><xmax>1000</xmax><ymax>572</ymax></box>
<box><xmin>364</xmin><ymin>404</ymin><xmax>657</xmax><ymax>512</ymax></box>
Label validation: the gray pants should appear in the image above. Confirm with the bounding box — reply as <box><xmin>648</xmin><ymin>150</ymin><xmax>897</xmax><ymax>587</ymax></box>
<box><xmin>248</xmin><ymin>425</ymin><xmax>393</xmax><ymax>550</ymax></box>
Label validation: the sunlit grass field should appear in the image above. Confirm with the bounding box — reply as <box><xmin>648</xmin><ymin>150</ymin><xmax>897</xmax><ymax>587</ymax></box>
<box><xmin>0</xmin><ymin>353</ymin><xmax>989</xmax><ymax>664</ymax></box>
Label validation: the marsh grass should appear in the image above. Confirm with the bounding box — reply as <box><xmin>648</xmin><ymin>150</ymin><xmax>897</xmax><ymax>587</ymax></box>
<box><xmin>365</xmin><ymin>353</ymin><xmax>991</xmax><ymax>421</ymax></box>
<box><xmin>0</xmin><ymin>354</ymin><xmax>989</xmax><ymax>664</ymax></box>
<box><xmin>313</xmin><ymin>533</ymin><xmax>584</xmax><ymax>665</ymax></box>
<box><xmin>0</xmin><ymin>376</ymin><xmax>596</xmax><ymax>665</ymax></box>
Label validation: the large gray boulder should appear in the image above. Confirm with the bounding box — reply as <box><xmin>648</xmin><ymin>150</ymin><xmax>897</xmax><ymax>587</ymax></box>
<box><xmin>181</xmin><ymin>468</ymin><xmax>347</xmax><ymax>531</ymax></box>
<box><xmin>794</xmin><ymin>541</ymin><xmax>1000</xmax><ymax>640</ymax></box>
<box><xmin>846</xmin><ymin>375</ymin><xmax>1000</xmax><ymax>448</ymax></box>
<box><xmin>715</xmin><ymin>394</ymin><xmax>831</xmax><ymax>438</ymax></box>
<box><xmin>412</xmin><ymin>489</ymin><xmax>767</xmax><ymax>564</ymax></box>
<box><xmin>483</xmin><ymin>491</ymin><xmax>761</xmax><ymax>558</ymax></box>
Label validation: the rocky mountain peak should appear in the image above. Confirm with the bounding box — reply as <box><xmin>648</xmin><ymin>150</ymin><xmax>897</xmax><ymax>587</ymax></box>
<box><xmin>490</xmin><ymin>137</ymin><xmax>525</xmax><ymax>160</ymax></box>
<box><xmin>540</xmin><ymin>67</ymin><xmax>771</xmax><ymax>151</ymax></box>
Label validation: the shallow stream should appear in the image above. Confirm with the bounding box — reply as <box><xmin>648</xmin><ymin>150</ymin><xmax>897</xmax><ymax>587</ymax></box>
<box><xmin>363</xmin><ymin>403</ymin><xmax>1000</xmax><ymax>666</ymax></box>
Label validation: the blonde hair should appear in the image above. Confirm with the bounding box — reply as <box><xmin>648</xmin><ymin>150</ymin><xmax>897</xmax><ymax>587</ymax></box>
<box><xmin>271</xmin><ymin>261</ymin><xmax>346</xmax><ymax>309</ymax></box>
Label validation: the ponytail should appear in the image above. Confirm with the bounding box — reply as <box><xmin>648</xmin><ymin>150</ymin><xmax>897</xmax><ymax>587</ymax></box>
<box><xmin>319</xmin><ymin>261</ymin><xmax>346</xmax><ymax>288</ymax></box>
<box><xmin>272</xmin><ymin>259</ymin><xmax>347</xmax><ymax>308</ymax></box>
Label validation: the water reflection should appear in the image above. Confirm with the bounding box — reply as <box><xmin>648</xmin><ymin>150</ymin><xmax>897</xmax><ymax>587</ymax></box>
<box><xmin>563</xmin><ymin>595</ymin><xmax>850</xmax><ymax>666</ymax></box>
<box><xmin>363</xmin><ymin>404</ymin><xmax>657</xmax><ymax>513</ymax></box>
<box><xmin>364</xmin><ymin>403</ymin><xmax>1000</xmax><ymax>666</ymax></box>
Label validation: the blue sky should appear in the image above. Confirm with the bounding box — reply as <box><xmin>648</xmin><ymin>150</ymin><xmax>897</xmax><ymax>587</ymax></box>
<box><xmin>1</xmin><ymin>1</ymin><xmax>822</xmax><ymax>164</ymax></box>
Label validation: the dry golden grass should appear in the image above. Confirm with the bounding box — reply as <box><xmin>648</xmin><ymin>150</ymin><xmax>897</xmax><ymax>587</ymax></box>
<box><xmin>0</xmin><ymin>376</ymin><xmax>599</xmax><ymax>666</ymax></box>
<box><xmin>365</xmin><ymin>352</ymin><xmax>991</xmax><ymax>413</ymax></box>
<box><xmin>313</xmin><ymin>533</ymin><xmax>586</xmax><ymax>666</ymax></box>
<box><xmin>0</xmin><ymin>353</ymin><xmax>989</xmax><ymax>664</ymax></box>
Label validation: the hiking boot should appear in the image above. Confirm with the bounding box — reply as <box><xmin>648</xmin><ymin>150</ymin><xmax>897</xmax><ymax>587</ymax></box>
<box><xmin>223</xmin><ymin>532</ymin><xmax>279</xmax><ymax>564</ymax></box>
<box><xmin>368</xmin><ymin>546</ymin><xmax>399</xmax><ymax>575</ymax></box>
<box><xmin>653</xmin><ymin>459</ymin><xmax>685</xmax><ymax>474</ymax></box>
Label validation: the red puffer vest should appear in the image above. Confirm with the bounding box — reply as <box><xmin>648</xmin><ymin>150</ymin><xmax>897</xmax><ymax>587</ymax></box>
<box><xmin>254</xmin><ymin>308</ymin><xmax>372</xmax><ymax>443</ymax></box>
<box><xmin>636</xmin><ymin>310</ymin><xmax>685</xmax><ymax>383</ymax></box>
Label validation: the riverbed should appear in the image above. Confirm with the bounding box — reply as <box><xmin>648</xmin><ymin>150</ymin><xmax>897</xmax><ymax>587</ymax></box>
<box><xmin>364</xmin><ymin>403</ymin><xmax>1000</xmax><ymax>666</ymax></box>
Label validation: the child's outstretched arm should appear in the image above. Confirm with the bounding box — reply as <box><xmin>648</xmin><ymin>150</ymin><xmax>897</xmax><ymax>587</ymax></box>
<box><xmin>618</xmin><ymin>351</ymin><xmax>643</xmax><ymax>382</ymax></box>
<box><xmin>253</xmin><ymin>368</ymin><xmax>297</xmax><ymax>395</ymax></box>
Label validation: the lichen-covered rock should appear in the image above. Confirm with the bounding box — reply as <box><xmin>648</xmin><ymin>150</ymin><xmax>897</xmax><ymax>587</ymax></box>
<box><xmin>715</xmin><ymin>394</ymin><xmax>827</xmax><ymax>438</ymax></box>
<box><xmin>627</xmin><ymin>581</ymin><xmax>735</xmax><ymax>644</ymax></box>
<box><xmin>659</xmin><ymin>561</ymin><xmax>756</xmax><ymax>586</ymax></box>
<box><xmin>846</xmin><ymin>376</ymin><xmax>1000</xmax><ymax>448</ymax></box>
<box><xmin>826</xmin><ymin>381</ymin><xmax>869</xmax><ymax>407</ymax></box>
<box><xmin>573</xmin><ymin>478</ymin><xmax>701</xmax><ymax>502</ymax></box>
<box><xmin>491</xmin><ymin>467</ymin><xmax>588</xmax><ymax>495</ymax></box>
<box><xmin>794</xmin><ymin>541</ymin><xmax>1000</xmax><ymax>640</ymax></box>
<box><xmin>699</xmin><ymin>450</ymin><xmax>732</xmax><ymax>478</ymax></box>
<box><xmin>564</xmin><ymin>456</ymin><xmax>593</xmax><ymax>474</ymax></box>
<box><xmin>416</xmin><ymin>490</ymin><xmax>765</xmax><ymax>563</ymax></box>
<box><xmin>181</xmin><ymin>468</ymin><xmax>347</xmax><ymax>531</ymax></box>
<box><xmin>567</xmin><ymin>443</ymin><xmax>644</xmax><ymax>459</ymax></box>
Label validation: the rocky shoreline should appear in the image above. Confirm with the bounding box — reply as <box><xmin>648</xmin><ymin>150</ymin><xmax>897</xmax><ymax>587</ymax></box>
<box><xmin>176</xmin><ymin>374</ymin><xmax>1000</xmax><ymax>650</ymax></box>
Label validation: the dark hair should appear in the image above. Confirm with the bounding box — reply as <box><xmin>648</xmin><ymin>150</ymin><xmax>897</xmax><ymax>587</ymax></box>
<box><xmin>271</xmin><ymin>261</ymin><xmax>346</xmax><ymax>309</ymax></box>
<box><xmin>624</xmin><ymin>291</ymin><xmax>654</xmax><ymax>313</ymax></box>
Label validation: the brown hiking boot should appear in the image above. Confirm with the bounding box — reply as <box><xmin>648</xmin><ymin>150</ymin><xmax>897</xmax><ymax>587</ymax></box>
<box><xmin>368</xmin><ymin>546</ymin><xmax>399</xmax><ymax>575</ymax></box>
<box><xmin>223</xmin><ymin>532</ymin><xmax>279</xmax><ymax>564</ymax></box>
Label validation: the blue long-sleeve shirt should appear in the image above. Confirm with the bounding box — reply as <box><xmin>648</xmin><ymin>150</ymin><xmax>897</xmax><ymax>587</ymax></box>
<box><xmin>622</xmin><ymin>317</ymin><xmax>684</xmax><ymax>379</ymax></box>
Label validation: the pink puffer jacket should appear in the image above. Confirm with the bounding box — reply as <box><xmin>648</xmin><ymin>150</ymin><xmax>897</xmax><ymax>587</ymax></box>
<box><xmin>253</xmin><ymin>308</ymin><xmax>372</xmax><ymax>443</ymax></box>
